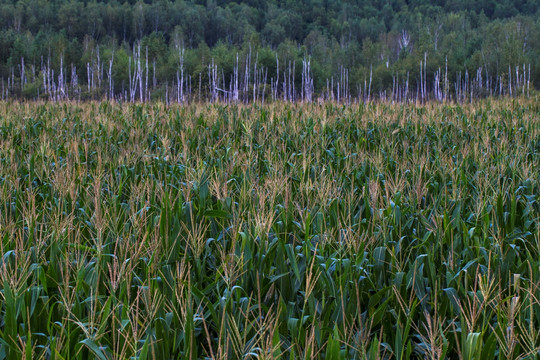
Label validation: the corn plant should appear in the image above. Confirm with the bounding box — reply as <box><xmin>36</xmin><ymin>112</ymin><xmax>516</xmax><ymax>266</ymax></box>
<box><xmin>0</xmin><ymin>98</ymin><xmax>538</xmax><ymax>359</ymax></box>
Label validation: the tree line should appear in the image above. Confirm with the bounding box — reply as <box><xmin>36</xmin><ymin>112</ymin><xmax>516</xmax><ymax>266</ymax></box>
<box><xmin>0</xmin><ymin>0</ymin><xmax>538</xmax><ymax>102</ymax></box>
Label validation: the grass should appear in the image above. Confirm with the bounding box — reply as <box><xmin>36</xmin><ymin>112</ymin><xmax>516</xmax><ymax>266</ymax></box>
<box><xmin>0</xmin><ymin>99</ymin><xmax>538</xmax><ymax>359</ymax></box>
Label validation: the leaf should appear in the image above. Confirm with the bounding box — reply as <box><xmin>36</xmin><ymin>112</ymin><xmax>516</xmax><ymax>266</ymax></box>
<box><xmin>463</xmin><ymin>332</ymin><xmax>482</xmax><ymax>360</ymax></box>
<box><xmin>204</xmin><ymin>209</ymin><xmax>232</xmax><ymax>219</ymax></box>
<box><xmin>325</xmin><ymin>330</ymin><xmax>342</xmax><ymax>360</ymax></box>
<box><xmin>79</xmin><ymin>339</ymin><xmax>108</xmax><ymax>360</ymax></box>
<box><xmin>138</xmin><ymin>337</ymin><xmax>150</xmax><ymax>360</ymax></box>
<box><xmin>443</xmin><ymin>288</ymin><xmax>461</xmax><ymax>315</ymax></box>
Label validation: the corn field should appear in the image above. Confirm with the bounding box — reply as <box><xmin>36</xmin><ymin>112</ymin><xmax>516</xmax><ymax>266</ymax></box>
<box><xmin>0</xmin><ymin>99</ymin><xmax>539</xmax><ymax>359</ymax></box>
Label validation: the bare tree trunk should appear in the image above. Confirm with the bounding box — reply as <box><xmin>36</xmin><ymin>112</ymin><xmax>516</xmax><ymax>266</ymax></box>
<box><xmin>368</xmin><ymin>65</ymin><xmax>372</xmax><ymax>102</ymax></box>
<box><xmin>153</xmin><ymin>59</ymin><xmax>156</xmax><ymax>91</ymax></box>
<box><xmin>508</xmin><ymin>65</ymin><xmax>512</xmax><ymax>96</ymax></box>
<box><xmin>109</xmin><ymin>52</ymin><xmax>114</xmax><ymax>101</ymax></box>
<box><xmin>527</xmin><ymin>64</ymin><xmax>530</xmax><ymax>98</ymax></box>
<box><xmin>420</xmin><ymin>60</ymin><xmax>423</xmax><ymax>103</ymax></box>
<box><xmin>253</xmin><ymin>52</ymin><xmax>258</xmax><ymax>102</ymax></box>
<box><xmin>20</xmin><ymin>57</ymin><xmax>25</xmax><ymax>91</ymax></box>
<box><xmin>137</xmin><ymin>44</ymin><xmax>143</xmax><ymax>102</ymax></box>
<box><xmin>179</xmin><ymin>47</ymin><xmax>184</xmax><ymax>102</ymax></box>
<box><xmin>145</xmin><ymin>47</ymin><xmax>149</xmax><ymax>101</ymax></box>
<box><xmin>275</xmin><ymin>54</ymin><xmax>279</xmax><ymax>101</ymax></box>
<box><xmin>128</xmin><ymin>57</ymin><xmax>132</xmax><ymax>101</ymax></box>
<box><xmin>262</xmin><ymin>68</ymin><xmax>267</xmax><ymax>105</ymax></box>
<box><xmin>444</xmin><ymin>57</ymin><xmax>448</xmax><ymax>102</ymax></box>
<box><xmin>87</xmin><ymin>62</ymin><xmax>91</xmax><ymax>93</ymax></box>
<box><xmin>424</xmin><ymin>52</ymin><xmax>427</xmax><ymax>102</ymax></box>
<box><xmin>405</xmin><ymin>72</ymin><xmax>409</xmax><ymax>102</ymax></box>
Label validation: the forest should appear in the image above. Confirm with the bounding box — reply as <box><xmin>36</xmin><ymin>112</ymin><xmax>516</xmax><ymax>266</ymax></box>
<box><xmin>0</xmin><ymin>0</ymin><xmax>539</xmax><ymax>102</ymax></box>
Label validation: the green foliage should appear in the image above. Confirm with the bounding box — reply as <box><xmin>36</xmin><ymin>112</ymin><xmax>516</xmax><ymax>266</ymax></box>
<box><xmin>0</xmin><ymin>0</ymin><xmax>539</xmax><ymax>99</ymax></box>
<box><xmin>0</xmin><ymin>99</ymin><xmax>539</xmax><ymax>358</ymax></box>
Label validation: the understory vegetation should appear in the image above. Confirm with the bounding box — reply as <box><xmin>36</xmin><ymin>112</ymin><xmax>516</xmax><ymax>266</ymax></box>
<box><xmin>0</xmin><ymin>99</ymin><xmax>539</xmax><ymax>358</ymax></box>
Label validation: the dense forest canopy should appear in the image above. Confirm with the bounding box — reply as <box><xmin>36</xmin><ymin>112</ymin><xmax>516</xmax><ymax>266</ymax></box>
<box><xmin>0</xmin><ymin>0</ymin><xmax>538</xmax><ymax>101</ymax></box>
